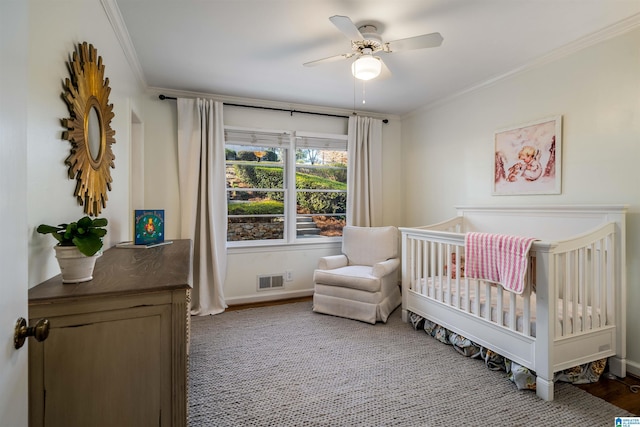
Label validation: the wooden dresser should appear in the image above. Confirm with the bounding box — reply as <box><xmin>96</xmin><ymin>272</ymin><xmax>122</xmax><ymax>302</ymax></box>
<box><xmin>28</xmin><ymin>239</ymin><xmax>192</xmax><ymax>427</ymax></box>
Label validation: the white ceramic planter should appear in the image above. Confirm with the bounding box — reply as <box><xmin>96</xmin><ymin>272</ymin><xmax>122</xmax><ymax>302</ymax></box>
<box><xmin>54</xmin><ymin>246</ymin><xmax>101</xmax><ymax>283</ymax></box>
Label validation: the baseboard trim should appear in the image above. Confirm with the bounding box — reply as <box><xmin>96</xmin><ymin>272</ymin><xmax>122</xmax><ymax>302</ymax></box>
<box><xmin>626</xmin><ymin>359</ymin><xmax>640</xmax><ymax>378</ymax></box>
<box><xmin>226</xmin><ymin>289</ymin><xmax>314</xmax><ymax>306</ymax></box>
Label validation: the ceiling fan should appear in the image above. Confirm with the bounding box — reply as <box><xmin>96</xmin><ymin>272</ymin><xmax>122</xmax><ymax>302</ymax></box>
<box><xmin>303</xmin><ymin>15</ymin><xmax>443</xmax><ymax>81</ymax></box>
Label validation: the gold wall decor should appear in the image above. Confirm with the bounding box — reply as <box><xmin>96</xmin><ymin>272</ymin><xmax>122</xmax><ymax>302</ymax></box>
<box><xmin>61</xmin><ymin>42</ymin><xmax>116</xmax><ymax>216</ymax></box>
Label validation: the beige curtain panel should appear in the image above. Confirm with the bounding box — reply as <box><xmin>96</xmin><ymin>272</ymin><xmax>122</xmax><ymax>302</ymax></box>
<box><xmin>347</xmin><ymin>116</ymin><xmax>383</xmax><ymax>227</ymax></box>
<box><xmin>177</xmin><ymin>98</ymin><xmax>227</xmax><ymax>316</ymax></box>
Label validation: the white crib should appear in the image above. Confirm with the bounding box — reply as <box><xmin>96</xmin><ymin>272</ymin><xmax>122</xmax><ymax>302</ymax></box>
<box><xmin>400</xmin><ymin>205</ymin><xmax>627</xmax><ymax>401</ymax></box>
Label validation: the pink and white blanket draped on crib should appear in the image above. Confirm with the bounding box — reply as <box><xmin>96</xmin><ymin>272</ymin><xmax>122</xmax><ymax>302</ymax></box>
<box><xmin>464</xmin><ymin>232</ymin><xmax>537</xmax><ymax>294</ymax></box>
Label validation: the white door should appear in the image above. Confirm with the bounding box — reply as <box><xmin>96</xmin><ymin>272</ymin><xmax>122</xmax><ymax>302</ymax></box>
<box><xmin>0</xmin><ymin>2</ymin><xmax>29</xmax><ymax>425</ymax></box>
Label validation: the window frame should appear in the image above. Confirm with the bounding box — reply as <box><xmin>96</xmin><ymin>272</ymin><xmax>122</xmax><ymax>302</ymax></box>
<box><xmin>225</xmin><ymin>126</ymin><xmax>347</xmax><ymax>247</ymax></box>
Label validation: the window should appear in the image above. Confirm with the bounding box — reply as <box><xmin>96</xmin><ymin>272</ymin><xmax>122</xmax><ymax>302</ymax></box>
<box><xmin>295</xmin><ymin>132</ymin><xmax>347</xmax><ymax>239</ymax></box>
<box><xmin>225</xmin><ymin>127</ymin><xmax>347</xmax><ymax>244</ymax></box>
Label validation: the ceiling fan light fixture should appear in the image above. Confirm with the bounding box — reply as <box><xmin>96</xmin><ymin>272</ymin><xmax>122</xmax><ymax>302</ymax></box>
<box><xmin>351</xmin><ymin>55</ymin><xmax>382</xmax><ymax>81</ymax></box>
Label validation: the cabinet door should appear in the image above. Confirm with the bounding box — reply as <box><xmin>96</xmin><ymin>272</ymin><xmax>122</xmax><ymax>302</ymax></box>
<box><xmin>30</xmin><ymin>304</ymin><xmax>172</xmax><ymax>427</ymax></box>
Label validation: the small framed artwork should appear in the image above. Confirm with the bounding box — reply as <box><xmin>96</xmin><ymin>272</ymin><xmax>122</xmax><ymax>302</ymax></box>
<box><xmin>493</xmin><ymin>115</ymin><xmax>562</xmax><ymax>195</ymax></box>
<box><xmin>134</xmin><ymin>209</ymin><xmax>165</xmax><ymax>245</ymax></box>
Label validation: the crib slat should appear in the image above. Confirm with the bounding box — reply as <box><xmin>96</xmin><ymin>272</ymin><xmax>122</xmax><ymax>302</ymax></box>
<box><xmin>571</xmin><ymin>250</ymin><xmax>579</xmax><ymax>334</ymax></box>
<box><xmin>419</xmin><ymin>237</ymin><xmax>424</xmax><ymax>293</ymax></box>
<box><xmin>421</xmin><ymin>239</ymin><xmax>428</xmax><ymax>295</ymax></box>
<box><xmin>454</xmin><ymin>246</ymin><xmax>461</xmax><ymax>309</ymax></box>
<box><xmin>523</xmin><ymin>286</ymin><xmax>531</xmax><ymax>336</ymax></box>
<box><xmin>411</xmin><ymin>237</ymin><xmax>418</xmax><ymax>292</ymax></box>
<box><xmin>473</xmin><ymin>279</ymin><xmax>480</xmax><ymax>316</ymax></box>
<box><xmin>560</xmin><ymin>253</ymin><xmax>568</xmax><ymax>338</ymax></box>
<box><xmin>443</xmin><ymin>243</ymin><xmax>451</xmax><ymax>305</ymax></box>
<box><xmin>407</xmin><ymin>238</ymin><xmax>420</xmax><ymax>291</ymax></box>
<box><xmin>418</xmin><ymin>237</ymin><xmax>424</xmax><ymax>294</ymax></box>
<box><xmin>431</xmin><ymin>240</ymin><xmax>437</xmax><ymax>298</ymax></box>
<box><xmin>589</xmin><ymin>241</ymin><xmax>605</xmax><ymax>328</ymax></box>
<box><xmin>430</xmin><ymin>240</ymin><xmax>435</xmax><ymax>295</ymax></box>
<box><xmin>422</xmin><ymin>238</ymin><xmax>427</xmax><ymax>294</ymax></box>
<box><xmin>463</xmin><ymin>277</ymin><xmax>470</xmax><ymax>313</ymax></box>
<box><xmin>508</xmin><ymin>290</ymin><xmax>517</xmax><ymax>331</ymax></box>
<box><xmin>608</xmin><ymin>233</ymin><xmax>615</xmax><ymax>326</ymax></box>
<box><xmin>484</xmin><ymin>282</ymin><xmax>492</xmax><ymax>322</ymax></box>
<box><xmin>600</xmin><ymin>237</ymin><xmax>607</xmax><ymax>326</ymax></box>
<box><xmin>589</xmin><ymin>242</ymin><xmax>597</xmax><ymax>328</ymax></box>
<box><xmin>496</xmin><ymin>284</ymin><xmax>503</xmax><ymax>327</ymax></box>
<box><xmin>427</xmin><ymin>238</ymin><xmax>432</xmax><ymax>294</ymax></box>
<box><xmin>580</xmin><ymin>247</ymin><xmax>587</xmax><ymax>332</ymax></box>
<box><xmin>555</xmin><ymin>254</ymin><xmax>568</xmax><ymax>337</ymax></box>
<box><xmin>595</xmin><ymin>239</ymin><xmax>602</xmax><ymax>326</ymax></box>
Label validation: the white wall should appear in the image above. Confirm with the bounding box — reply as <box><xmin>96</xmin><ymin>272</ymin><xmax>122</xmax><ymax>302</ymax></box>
<box><xmin>401</xmin><ymin>28</ymin><xmax>640</xmax><ymax>374</ymax></box>
<box><xmin>141</xmin><ymin>93</ymin><xmax>402</xmax><ymax>303</ymax></box>
<box><xmin>27</xmin><ymin>0</ymin><xmax>144</xmax><ymax>286</ymax></box>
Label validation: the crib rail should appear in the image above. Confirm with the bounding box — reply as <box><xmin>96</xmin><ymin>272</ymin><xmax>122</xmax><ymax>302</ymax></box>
<box><xmin>401</xmin><ymin>226</ymin><xmax>535</xmax><ymax>338</ymax></box>
<box><xmin>400</xmin><ymin>221</ymin><xmax>618</xmax><ymax>341</ymax></box>
<box><xmin>545</xmin><ymin>222</ymin><xmax>617</xmax><ymax>338</ymax></box>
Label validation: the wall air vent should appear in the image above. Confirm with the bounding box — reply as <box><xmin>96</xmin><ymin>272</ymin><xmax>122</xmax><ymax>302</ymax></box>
<box><xmin>257</xmin><ymin>274</ymin><xmax>284</xmax><ymax>291</ymax></box>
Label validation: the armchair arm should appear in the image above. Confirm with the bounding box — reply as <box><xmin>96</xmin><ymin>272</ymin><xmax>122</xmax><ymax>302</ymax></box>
<box><xmin>317</xmin><ymin>254</ymin><xmax>348</xmax><ymax>270</ymax></box>
<box><xmin>372</xmin><ymin>258</ymin><xmax>400</xmax><ymax>278</ymax></box>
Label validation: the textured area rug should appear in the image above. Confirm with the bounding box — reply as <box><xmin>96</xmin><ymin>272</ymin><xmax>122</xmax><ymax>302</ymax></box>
<box><xmin>189</xmin><ymin>301</ymin><xmax>631</xmax><ymax>426</ymax></box>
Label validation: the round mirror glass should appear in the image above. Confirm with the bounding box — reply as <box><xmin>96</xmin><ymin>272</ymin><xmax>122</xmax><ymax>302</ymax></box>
<box><xmin>87</xmin><ymin>106</ymin><xmax>102</xmax><ymax>161</ymax></box>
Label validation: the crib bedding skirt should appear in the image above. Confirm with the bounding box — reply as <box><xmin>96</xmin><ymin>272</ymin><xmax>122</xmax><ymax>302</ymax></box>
<box><xmin>407</xmin><ymin>311</ymin><xmax>607</xmax><ymax>390</ymax></box>
<box><xmin>415</xmin><ymin>278</ymin><xmax>600</xmax><ymax>337</ymax></box>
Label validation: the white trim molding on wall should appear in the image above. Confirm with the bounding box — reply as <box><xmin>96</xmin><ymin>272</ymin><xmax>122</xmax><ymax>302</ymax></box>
<box><xmin>101</xmin><ymin>0</ymin><xmax>147</xmax><ymax>88</ymax></box>
<box><xmin>406</xmin><ymin>12</ymin><xmax>640</xmax><ymax>117</ymax></box>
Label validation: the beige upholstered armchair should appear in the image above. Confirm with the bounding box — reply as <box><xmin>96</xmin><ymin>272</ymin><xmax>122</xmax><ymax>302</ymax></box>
<box><xmin>312</xmin><ymin>225</ymin><xmax>402</xmax><ymax>324</ymax></box>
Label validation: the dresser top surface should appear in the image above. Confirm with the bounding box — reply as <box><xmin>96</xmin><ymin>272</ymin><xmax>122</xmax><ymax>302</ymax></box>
<box><xmin>29</xmin><ymin>239</ymin><xmax>192</xmax><ymax>303</ymax></box>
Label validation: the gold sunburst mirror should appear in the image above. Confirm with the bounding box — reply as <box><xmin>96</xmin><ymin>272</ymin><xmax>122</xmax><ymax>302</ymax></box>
<box><xmin>61</xmin><ymin>42</ymin><xmax>115</xmax><ymax>216</ymax></box>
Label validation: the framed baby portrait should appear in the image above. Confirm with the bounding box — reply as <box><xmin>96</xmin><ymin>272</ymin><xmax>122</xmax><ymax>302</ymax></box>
<box><xmin>493</xmin><ymin>115</ymin><xmax>562</xmax><ymax>195</ymax></box>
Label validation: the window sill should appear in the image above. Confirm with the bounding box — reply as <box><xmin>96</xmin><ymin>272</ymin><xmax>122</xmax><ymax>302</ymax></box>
<box><xmin>227</xmin><ymin>238</ymin><xmax>341</xmax><ymax>255</ymax></box>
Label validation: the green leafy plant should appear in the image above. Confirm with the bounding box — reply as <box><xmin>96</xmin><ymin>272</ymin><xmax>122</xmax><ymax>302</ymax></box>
<box><xmin>228</xmin><ymin>200</ymin><xmax>283</xmax><ymax>216</ymax></box>
<box><xmin>37</xmin><ymin>216</ymin><xmax>108</xmax><ymax>256</ymax></box>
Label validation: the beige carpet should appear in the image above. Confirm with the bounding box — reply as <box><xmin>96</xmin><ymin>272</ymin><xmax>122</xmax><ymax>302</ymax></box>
<box><xmin>188</xmin><ymin>301</ymin><xmax>632</xmax><ymax>426</ymax></box>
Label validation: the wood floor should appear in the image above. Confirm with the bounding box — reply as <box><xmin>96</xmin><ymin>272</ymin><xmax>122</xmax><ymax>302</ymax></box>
<box><xmin>227</xmin><ymin>297</ymin><xmax>639</xmax><ymax>415</ymax></box>
<box><xmin>577</xmin><ymin>372</ymin><xmax>640</xmax><ymax>415</ymax></box>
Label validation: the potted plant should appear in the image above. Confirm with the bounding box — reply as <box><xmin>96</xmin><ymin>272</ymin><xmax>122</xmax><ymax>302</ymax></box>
<box><xmin>37</xmin><ymin>216</ymin><xmax>108</xmax><ymax>283</ymax></box>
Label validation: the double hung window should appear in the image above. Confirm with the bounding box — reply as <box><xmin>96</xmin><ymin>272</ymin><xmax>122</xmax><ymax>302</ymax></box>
<box><xmin>225</xmin><ymin>127</ymin><xmax>347</xmax><ymax>244</ymax></box>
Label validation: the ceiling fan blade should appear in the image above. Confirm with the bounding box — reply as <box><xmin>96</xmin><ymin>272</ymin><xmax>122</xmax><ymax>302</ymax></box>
<box><xmin>329</xmin><ymin>15</ymin><xmax>363</xmax><ymax>40</ymax></box>
<box><xmin>386</xmin><ymin>32</ymin><xmax>443</xmax><ymax>52</ymax></box>
<box><xmin>378</xmin><ymin>58</ymin><xmax>392</xmax><ymax>80</ymax></box>
<box><xmin>303</xmin><ymin>52</ymin><xmax>355</xmax><ymax>67</ymax></box>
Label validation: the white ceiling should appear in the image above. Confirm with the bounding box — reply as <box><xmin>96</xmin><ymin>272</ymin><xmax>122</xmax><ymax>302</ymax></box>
<box><xmin>114</xmin><ymin>0</ymin><xmax>640</xmax><ymax>116</ymax></box>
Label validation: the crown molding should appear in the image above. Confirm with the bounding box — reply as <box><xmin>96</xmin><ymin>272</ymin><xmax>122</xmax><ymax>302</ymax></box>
<box><xmin>101</xmin><ymin>0</ymin><xmax>147</xmax><ymax>89</ymax></box>
<box><xmin>406</xmin><ymin>12</ymin><xmax>640</xmax><ymax>118</ymax></box>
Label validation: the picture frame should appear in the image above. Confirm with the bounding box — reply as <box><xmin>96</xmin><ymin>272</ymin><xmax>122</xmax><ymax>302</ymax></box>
<box><xmin>493</xmin><ymin>115</ymin><xmax>562</xmax><ymax>195</ymax></box>
<box><xmin>134</xmin><ymin>209</ymin><xmax>165</xmax><ymax>246</ymax></box>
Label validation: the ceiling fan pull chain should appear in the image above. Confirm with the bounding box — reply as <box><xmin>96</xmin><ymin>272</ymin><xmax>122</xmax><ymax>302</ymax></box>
<box><xmin>353</xmin><ymin>77</ymin><xmax>357</xmax><ymax>112</ymax></box>
<box><xmin>362</xmin><ymin>81</ymin><xmax>366</xmax><ymax>104</ymax></box>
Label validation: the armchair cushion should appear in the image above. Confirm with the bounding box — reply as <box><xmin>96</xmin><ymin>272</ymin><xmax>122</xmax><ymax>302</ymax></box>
<box><xmin>313</xmin><ymin>265</ymin><xmax>382</xmax><ymax>292</ymax></box>
<box><xmin>317</xmin><ymin>254</ymin><xmax>348</xmax><ymax>270</ymax></box>
<box><xmin>372</xmin><ymin>258</ymin><xmax>401</xmax><ymax>278</ymax></box>
<box><xmin>342</xmin><ymin>226</ymin><xmax>398</xmax><ymax>266</ymax></box>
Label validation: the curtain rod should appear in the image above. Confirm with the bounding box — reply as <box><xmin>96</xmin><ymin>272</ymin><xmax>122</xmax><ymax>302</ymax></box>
<box><xmin>158</xmin><ymin>95</ymin><xmax>388</xmax><ymax>123</ymax></box>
